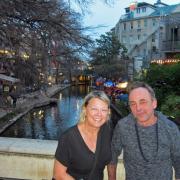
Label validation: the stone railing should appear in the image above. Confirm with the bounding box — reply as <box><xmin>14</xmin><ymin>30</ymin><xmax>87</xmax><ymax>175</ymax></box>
<box><xmin>0</xmin><ymin>137</ymin><xmax>57</xmax><ymax>180</ymax></box>
<box><xmin>0</xmin><ymin>137</ymin><xmax>175</xmax><ymax>180</ymax></box>
<box><xmin>0</xmin><ymin>137</ymin><xmax>125</xmax><ymax>180</ymax></box>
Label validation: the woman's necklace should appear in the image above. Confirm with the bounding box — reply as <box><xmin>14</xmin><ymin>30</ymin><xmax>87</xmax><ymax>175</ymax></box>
<box><xmin>135</xmin><ymin>121</ymin><xmax>159</xmax><ymax>162</ymax></box>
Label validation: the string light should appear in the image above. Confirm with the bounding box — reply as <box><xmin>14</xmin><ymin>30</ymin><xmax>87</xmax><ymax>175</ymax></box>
<box><xmin>151</xmin><ymin>59</ymin><xmax>180</xmax><ymax>65</ymax></box>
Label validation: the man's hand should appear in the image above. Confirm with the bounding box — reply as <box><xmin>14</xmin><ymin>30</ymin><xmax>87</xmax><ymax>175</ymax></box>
<box><xmin>107</xmin><ymin>164</ymin><xmax>117</xmax><ymax>180</ymax></box>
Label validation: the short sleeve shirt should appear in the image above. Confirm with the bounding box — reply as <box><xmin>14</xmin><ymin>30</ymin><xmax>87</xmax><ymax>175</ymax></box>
<box><xmin>55</xmin><ymin>124</ymin><xmax>112</xmax><ymax>179</ymax></box>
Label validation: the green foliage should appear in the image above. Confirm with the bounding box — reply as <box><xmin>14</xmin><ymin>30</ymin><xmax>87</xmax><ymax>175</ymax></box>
<box><xmin>92</xmin><ymin>63</ymin><xmax>124</xmax><ymax>78</ymax></box>
<box><xmin>144</xmin><ymin>63</ymin><xmax>180</xmax><ymax>96</ymax></box>
<box><xmin>90</xmin><ymin>30</ymin><xmax>127</xmax><ymax>78</ymax></box>
<box><xmin>174</xmin><ymin>54</ymin><xmax>180</xmax><ymax>59</ymax></box>
<box><xmin>94</xmin><ymin>31</ymin><xmax>126</xmax><ymax>64</ymax></box>
<box><xmin>161</xmin><ymin>94</ymin><xmax>180</xmax><ymax>118</ymax></box>
<box><xmin>143</xmin><ymin>62</ymin><xmax>180</xmax><ymax>119</ymax></box>
<box><xmin>115</xmin><ymin>100</ymin><xmax>130</xmax><ymax>117</ymax></box>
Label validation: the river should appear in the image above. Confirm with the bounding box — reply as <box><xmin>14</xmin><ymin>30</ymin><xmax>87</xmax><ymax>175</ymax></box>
<box><xmin>1</xmin><ymin>85</ymin><xmax>91</xmax><ymax>140</ymax></box>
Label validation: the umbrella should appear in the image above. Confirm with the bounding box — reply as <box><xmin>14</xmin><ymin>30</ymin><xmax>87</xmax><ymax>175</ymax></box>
<box><xmin>104</xmin><ymin>81</ymin><xmax>114</xmax><ymax>87</ymax></box>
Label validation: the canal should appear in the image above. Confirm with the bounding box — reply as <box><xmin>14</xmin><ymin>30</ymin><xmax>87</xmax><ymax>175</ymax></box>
<box><xmin>1</xmin><ymin>85</ymin><xmax>121</xmax><ymax>140</ymax></box>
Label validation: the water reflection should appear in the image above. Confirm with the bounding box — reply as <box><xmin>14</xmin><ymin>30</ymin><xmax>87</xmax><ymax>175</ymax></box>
<box><xmin>1</xmin><ymin>85</ymin><xmax>90</xmax><ymax>140</ymax></box>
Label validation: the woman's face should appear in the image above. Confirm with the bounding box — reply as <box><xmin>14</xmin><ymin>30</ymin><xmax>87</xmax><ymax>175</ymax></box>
<box><xmin>85</xmin><ymin>97</ymin><xmax>109</xmax><ymax>128</ymax></box>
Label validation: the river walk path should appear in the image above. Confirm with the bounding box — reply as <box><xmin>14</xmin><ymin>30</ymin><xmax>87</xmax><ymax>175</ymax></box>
<box><xmin>0</xmin><ymin>84</ymin><xmax>70</xmax><ymax>134</ymax></box>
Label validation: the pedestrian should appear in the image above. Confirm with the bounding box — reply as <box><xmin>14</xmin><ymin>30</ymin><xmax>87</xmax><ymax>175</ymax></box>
<box><xmin>9</xmin><ymin>89</ymin><xmax>18</xmax><ymax>108</ymax></box>
<box><xmin>53</xmin><ymin>90</ymin><xmax>112</xmax><ymax>180</ymax></box>
<box><xmin>108</xmin><ymin>81</ymin><xmax>180</xmax><ymax>180</ymax></box>
<box><xmin>12</xmin><ymin>96</ymin><xmax>17</xmax><ymax>108</ymax></box>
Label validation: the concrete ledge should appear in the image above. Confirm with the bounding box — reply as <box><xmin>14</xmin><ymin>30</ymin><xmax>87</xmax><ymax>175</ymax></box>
<box><xmin>0</xmin><ymin>137</ymin><xmax>57</xmax><ymax>180</ymax></box>
<box><xmin>0</xmin><ymin>137</ymin><xmax>57</xmax><ymax>156</ymax></box>
<box><xmin>0</xmin><ymin>137</ymin><xmax>125</xmax><ymax>180</ymax></box>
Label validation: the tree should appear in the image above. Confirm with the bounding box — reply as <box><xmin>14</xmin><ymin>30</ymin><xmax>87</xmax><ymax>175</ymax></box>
<box><xmin>142</xmin><ymin>63</ymin><xmax>180</xmax><ymax>118</ymax></box>
<box><xmin>68</xmin><ymin>0</ymin><xmax>117</xmax><ymax>13</ymax></box>
<box><xmin>0</xmin><ymin>0</ymin><xmax>91</xmax><ymax>86</ymax></box>
<box><xmin>143</xmin><ymin>63</ymin><xmax>180</xmax><ymax>95</ymax></box>
<box><xmin>90</xmin><ymin>30</ymin><xmax>127</xmax><ymax>79</ymax></box>
<box><xmin>161</xmin><ymin>94</ymin><xmax>180</xmax><ymax>119</ymax></box>
<box><xmin>0</xmin><ymin>0</ymin><xmax>120</xmax><ymax>87</ymax></box>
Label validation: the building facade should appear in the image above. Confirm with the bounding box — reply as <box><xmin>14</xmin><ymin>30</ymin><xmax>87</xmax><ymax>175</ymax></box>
<box><xmin>114</xmin><ymin>0</ymin><xmax>180</xmax><ymax>77</ymax></box>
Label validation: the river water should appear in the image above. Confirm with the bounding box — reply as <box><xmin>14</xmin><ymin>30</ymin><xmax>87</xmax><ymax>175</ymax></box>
<box><xmin>1</xmin><ymin>85</ymin><xmax>91</xmax><ymax>140</ymax></box>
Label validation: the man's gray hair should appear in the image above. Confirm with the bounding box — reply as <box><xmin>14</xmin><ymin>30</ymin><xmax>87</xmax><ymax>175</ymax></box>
<box><xmin>128</xmin><ymin>81</ymin><xmax>156</xmax><ymax>99</ymax></box>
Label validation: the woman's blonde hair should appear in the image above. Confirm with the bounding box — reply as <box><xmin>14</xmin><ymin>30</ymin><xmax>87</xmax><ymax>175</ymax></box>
<box><xmin>79</xmin><ymin>90</ymin><xmax>111</xmax><ymax>122</ymax></box>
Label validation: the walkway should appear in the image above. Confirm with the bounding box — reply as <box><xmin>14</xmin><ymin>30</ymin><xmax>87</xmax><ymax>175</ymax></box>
<box><xmin>0</xmin><ymin>84</ymin><xmax>70</xmax><ymax>134</ymax></box>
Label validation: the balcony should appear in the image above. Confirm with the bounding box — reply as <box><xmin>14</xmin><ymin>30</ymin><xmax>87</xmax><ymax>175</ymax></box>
<box><xmin>161</xmin><ymin>40</ymin><xmax>180</xmax><ymax>52</ymax></box>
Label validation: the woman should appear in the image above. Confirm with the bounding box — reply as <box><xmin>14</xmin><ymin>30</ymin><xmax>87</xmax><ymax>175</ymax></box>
<box><xmin>53</xmin><ymin>90</ymin><xmax>112</xmax><ymax>180</ymax></box>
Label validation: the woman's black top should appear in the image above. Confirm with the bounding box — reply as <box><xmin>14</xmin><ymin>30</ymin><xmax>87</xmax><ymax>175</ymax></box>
<box><xmin>55</xmin><ymin>123</ymin><xmax>112</xmax><ymax>180</ymax></box>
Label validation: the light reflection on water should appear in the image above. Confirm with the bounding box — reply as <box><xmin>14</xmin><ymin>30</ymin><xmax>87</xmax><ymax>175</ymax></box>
<box><xmin>1</xmin><ymin>85</ymin><xmax>90</xmax><ymax>140</ymax></box>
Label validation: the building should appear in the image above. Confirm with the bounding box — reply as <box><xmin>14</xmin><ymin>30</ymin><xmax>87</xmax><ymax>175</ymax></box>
<box><xmin>114</xmin><ymin>0</ymin><xmax>180</xmax><ymax>78</ymax></box>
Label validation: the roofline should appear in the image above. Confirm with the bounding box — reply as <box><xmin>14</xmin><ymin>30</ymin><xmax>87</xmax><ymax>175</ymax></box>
<box><xmin>119</xmin><ymin>14</ymin><xmax>165</xmax><ymax>23</ymax></box>
<box><xmin>154</xmin><ymin>2</ymin><xmax>168</xmax><ymax>6</ymax></box>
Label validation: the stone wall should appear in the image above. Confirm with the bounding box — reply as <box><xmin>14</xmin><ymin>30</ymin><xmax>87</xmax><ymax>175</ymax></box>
<box><xmin>0</xmin><ymin>137</ymin><xmax>57</xmax><ymax>180</ymax></box>
<box><xmin>0</xmin><ymin>137</ymin><xmax>125</xmax><ymax>180</ymax></box>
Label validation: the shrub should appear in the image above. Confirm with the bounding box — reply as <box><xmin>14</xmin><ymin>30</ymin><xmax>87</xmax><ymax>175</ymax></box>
<box><xmin>160</xmin><ymin>94</ymin><xmax>180</xmax><ymax>119</ymax></box>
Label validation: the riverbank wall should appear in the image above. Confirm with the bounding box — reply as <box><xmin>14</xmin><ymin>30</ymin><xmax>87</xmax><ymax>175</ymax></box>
<box><xmin>0</xmin><ymin>84</ymin><xmax>70</xmax><ymax>134</ymax></box>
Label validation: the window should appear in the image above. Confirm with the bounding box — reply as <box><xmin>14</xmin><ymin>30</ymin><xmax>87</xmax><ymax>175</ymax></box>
<box><xmin>143</xmin><ymin>49</ymin><xmax>146</xmax><ymax>55</ymax></box>
<box><xmin>152</xmin><ymin>19</ymin><xmax>156</xmax><ymax>26</ymax></box>
<box><xmin>144</xmin><ymin>19</ymin><xmax>147</xmax><ymax>27</ymax></box>
<box><xmin>138</xmin><ymin>34</ymin><xmax>141</xmax><ymax>40</ymax></box>
<box><xmin>142</xmin><ymin>7</ymin><xmax>146</xmax><ymax>12</ymax></box>
<box><xmin>122</xmin><ymin>36</ymin><xmax>126</xmax><ymax>43</ymax></box>
<box><xmin>131</xmin><ymin>22</ymin><xmax>133</xmax><ymax>29</ymax></box>
<box><xmin>152</xmin><ymin>46</ymin><xmax>157</xmax><ymax>52</ymax></box>
<box><xmin>137</xmin><ymin>21</ymin><xmax>141</xmax><ymax>28</ymax></box>
<box><xmin>123</xmin><ymin>23</ymin><xmax>126</xmax><ymax>30</ymax></box>
<box><xmin>136</xmin><ymin>8</ymin><xmax>140</xmax><ymax>13</ymax></box>
<box><xmin>137</xmin><ymin>49</ymin><xmax>140</xmax><ymax>55</ymax></box>
<box><xmin>152</xmin><ymin>33</ymin><xmax>155</xmax><ymax>42</ymax></box>
<box><xmin>130</xmin><ymin>35</ymin><xmax>134</xmax><ymax>41</ymax></box>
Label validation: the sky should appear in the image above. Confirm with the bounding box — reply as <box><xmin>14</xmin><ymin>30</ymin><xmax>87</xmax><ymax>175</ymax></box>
<box><xmin>83</xmin><ymin>0</ymin><xmax>180</xmax><ymax>39</ymax></box>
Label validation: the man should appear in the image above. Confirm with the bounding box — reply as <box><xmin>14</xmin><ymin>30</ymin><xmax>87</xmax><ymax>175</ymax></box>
<box><xmin>108</xmin><ymin>81</ymin><xmax>180</xmax><ymax>180</ymax></box>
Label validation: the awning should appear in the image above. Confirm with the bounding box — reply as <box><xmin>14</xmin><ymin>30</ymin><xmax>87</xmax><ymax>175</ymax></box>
<box><xmin>0</xmin><ymin>74</ymin><xmax>20</xmax><ymax>84</ymax></box>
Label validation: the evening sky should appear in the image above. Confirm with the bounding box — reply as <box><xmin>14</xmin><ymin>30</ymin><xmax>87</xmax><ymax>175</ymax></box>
<box><xmin>83</xmin><ymin>0</ymin><xmax>180</xmax><ymax>39</ymax></box>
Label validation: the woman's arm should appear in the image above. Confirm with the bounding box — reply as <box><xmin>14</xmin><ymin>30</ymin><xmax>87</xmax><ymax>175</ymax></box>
<box><xmin>53</xmin><ymin>160</ymin><xmax>75</xmax><ymax>180</ymax></box>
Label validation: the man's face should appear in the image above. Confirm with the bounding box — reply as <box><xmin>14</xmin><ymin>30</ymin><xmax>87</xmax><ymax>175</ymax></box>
<box><xmin>128</xmin><ymin>87</ymin><xmax>157</xmax><ymax>124</ymax></box>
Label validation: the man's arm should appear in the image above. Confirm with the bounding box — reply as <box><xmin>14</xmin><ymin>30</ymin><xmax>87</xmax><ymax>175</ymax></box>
<box><xmin>170</xmin><ymin>123</ymin><xmax>180</xmax><ymax>180</ymax></box>
<box><xmin>107</xmin><ymin>164</ymin><xmax>117</xmax><ymax>180</ymax></box>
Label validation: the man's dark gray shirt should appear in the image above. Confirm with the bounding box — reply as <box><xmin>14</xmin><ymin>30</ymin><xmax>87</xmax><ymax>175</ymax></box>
<box><xmin>111</xmin><ymin>112</ymin><xmax>180</xmax><ymax>180</ymax></box>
